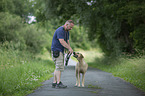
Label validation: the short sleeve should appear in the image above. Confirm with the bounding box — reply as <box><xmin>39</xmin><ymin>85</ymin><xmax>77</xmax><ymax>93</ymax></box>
<box><xmin>57</xmin><ymin>29</ymin><xmax>65</xmax><ymax>39</ymax></box>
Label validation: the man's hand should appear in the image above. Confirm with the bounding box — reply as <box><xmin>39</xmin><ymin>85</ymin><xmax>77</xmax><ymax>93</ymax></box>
<box><xmin>68</xmin><ymin>47</ymin><xmax>73</xmax><ymax>54</ymax></box>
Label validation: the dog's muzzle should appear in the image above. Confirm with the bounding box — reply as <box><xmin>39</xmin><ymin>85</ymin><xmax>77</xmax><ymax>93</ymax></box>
<box><xmin>73</xmin><ymin>52</ymin><xmax>78</xmax><ymax>58</ymax></box>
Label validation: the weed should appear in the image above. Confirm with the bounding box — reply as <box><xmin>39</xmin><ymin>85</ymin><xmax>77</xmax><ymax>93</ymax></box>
<box><xmin>0</xmin><ymin>48</ymin><xmax>55</xmax><ymax>96</ymax></box>
<box><xmin>87</xmin><ymin>84</ymin><xmax>101</xmax><ymax>89</ymax></box>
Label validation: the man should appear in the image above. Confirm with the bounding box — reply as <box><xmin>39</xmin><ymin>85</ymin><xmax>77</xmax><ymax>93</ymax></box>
<box><xmin>51</xmin><ymin>20</ymin><xmax>74</xmax><ymax>88</ymax></box>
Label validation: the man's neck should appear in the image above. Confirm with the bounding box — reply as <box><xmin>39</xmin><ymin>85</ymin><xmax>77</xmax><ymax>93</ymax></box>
<box><xmin>63</xmin><ymin>25</ymin><xmax>67</xmax><ymax>31</ymax></box>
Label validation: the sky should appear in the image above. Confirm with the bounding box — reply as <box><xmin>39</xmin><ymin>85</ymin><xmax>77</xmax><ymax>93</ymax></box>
<box><xmin>28</xmin><ymin>16</ymin><xmax>36</xmax><ymax>24</ymax></box>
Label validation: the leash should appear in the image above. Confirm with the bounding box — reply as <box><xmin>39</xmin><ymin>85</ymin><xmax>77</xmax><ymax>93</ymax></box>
<box><xmin>65</xmin><ymin>52</ymin><xmax>72</xmax><ymax>66</ymax></box>
<box><xmin>65</xmin><ymin>52</ymin><xmax>78</xmax><ymax>66</ymax></box>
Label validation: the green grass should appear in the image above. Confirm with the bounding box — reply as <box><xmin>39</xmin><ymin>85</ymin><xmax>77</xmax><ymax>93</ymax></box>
<box><xmin>0</xmin><ymin>48</ymin><xmax>55</xmax><ymax>96</ymax></box>
<box><xmin>79</xmin><ymin>49</ymin><xmax>145</xmax><ymax>92</ymax></box>
<box><xmin>87</xmin><ymin>84</ymin><xmax>101</xmax><ymax>89</ymax></box>
<box><xmin>87</xmin><ymin>84</ymin><xmax>101</xmax><ymax>94</ymax></box>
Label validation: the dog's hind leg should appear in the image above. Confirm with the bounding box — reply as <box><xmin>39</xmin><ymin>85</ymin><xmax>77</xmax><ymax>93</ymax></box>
<box><xmin>82</xmin><ymin>73</ymin><xmax>85</xmax><ymax>87</ymax></box>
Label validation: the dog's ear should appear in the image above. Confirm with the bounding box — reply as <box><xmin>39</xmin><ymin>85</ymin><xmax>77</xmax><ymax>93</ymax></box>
<box><xmin>80</xmin><ymin>54</ymin><xmax>84</xmax><ymax>58</ymax></box>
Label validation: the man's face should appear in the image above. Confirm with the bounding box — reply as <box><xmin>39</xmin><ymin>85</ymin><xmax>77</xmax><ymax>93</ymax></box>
<box><xmin>66</xmin><ymin>23</ymin><xmax>74</xmax><ymax>31</ymax></box>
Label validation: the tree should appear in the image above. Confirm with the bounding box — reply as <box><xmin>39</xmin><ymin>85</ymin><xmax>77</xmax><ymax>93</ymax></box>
<box><xmin>0</xmin><ymin>0</ymin><xmax>34</xmax><ymax>22</ymax></box>
<box><xmin>34</xmin><ymin>0</ymin><xmax>145</xmax><ymax>56</ymax></box>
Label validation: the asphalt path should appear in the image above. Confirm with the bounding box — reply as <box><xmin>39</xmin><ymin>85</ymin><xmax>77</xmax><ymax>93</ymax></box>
<box><xmin>27</xmin><ymin>59</ymin><xmax>145</xmax><ymax>96</ymax></box>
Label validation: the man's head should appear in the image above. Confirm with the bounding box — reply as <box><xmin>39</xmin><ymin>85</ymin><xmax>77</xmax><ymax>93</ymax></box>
<box><xmin>64</xmin><ymin>20</ymin><xmax>74</xmax><ymax>31</ymax></box>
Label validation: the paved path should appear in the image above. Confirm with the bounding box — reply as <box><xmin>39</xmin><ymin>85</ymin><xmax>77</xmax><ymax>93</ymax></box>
<box><xmin>27</xmin><ymin>59</ymin><xmax>145</xmax><ymax>96</ymax></box>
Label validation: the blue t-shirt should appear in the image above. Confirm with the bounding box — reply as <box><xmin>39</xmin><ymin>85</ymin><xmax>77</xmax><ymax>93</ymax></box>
<box><xmin>51</xmin><ymin>26</ymin><xmax>69</xmax><ymax>53</ymax></box>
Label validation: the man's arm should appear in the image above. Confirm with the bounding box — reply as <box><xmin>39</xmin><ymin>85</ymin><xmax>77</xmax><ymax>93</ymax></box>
<box><xmin>59</xmin><ymin>39</ymin><xmax>73</xmax><ymax>53</ymax></box>
<box><xmin>67</xmin><ymin>40</ymin><xmax>70</xmax><ymax>46</ymax></box>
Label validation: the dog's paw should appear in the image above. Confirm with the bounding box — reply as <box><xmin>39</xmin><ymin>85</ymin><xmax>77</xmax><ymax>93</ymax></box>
<box><xmin>82</xmin><ymin>85</ymin><xmax>85</xmax><ymax>87</ymax></box>
<box><xmin>78</xmin><ymin>85</ymin><xmax>81</xmax><ymax>87</ymax></box>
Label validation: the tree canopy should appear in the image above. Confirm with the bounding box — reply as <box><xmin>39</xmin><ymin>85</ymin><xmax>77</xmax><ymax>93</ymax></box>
<box><xmin>36</xmin><ymin>0</ymin><xmax>145</xmax><ymax>56</ymax></box>
<box><xmin>0</xmin><ymin>0</ymin><xmax>145</xmax><ymax>56</ymax></box>
<box><xmin>0</xmin><ymin>0</ymin><xmax>35</xmax><ymax>22</ymax></box>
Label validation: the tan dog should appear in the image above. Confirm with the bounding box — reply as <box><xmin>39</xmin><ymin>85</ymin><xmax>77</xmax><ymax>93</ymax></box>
<box><xmin>73</xmin><ymin>52</ymin><xmax>88</xmax><ymax>87</ymax></box>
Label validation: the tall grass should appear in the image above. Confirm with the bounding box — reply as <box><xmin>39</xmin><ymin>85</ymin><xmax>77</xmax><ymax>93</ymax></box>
<box><xmin>79</xmin><ymin>49</ymin><xmax>145</xmax><ymax>92</ymax></box>
<box><xmin>0</xmin><ymin>47</ymin><xmax>55</xmax><ymax>96</ymax></box>
<box><xmin>89</xmin><ymin>55</ymin><xmax>145</xmax><ymax>92</ymax></box>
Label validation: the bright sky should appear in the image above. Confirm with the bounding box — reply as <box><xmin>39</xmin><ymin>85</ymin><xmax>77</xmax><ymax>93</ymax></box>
<box><xmin>28</xmin><ymin>16</ymin><xmax>36</xmax><ymax>24</ymax></box>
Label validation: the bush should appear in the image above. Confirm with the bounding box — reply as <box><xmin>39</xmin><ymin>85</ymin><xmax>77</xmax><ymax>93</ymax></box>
<box><xmin>131</xmin><ymin>24</ymin><xmax>145</xmax><ymax>50</ymax></box>
<box><xmin>0</xmin><ymin>12</ymin><xmax>50</xmax><ymax>53</ymax></box>
<box><xmin>0</xmin><ymin>12</ymin><xmax>27</xmax><ymax>51</ymax></box>
<box><xmin>0</xmin><ymin>12</ymin><xmax>23</xmax><ymax>42</ymax></box>
<box><xmin>23</xmin><ymin>25</ymin><xmax>49</xmax><ymax>53</ymax></box>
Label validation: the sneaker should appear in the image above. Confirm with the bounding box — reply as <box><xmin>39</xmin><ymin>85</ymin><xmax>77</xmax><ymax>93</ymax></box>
<box><xmin>52</xmin><ymin>82</ymin><xmax>57</xmax><ymax>88</ymax></box>
<box><xmin>56</xmin><ymin>82</ymin><xmax>67</xmax><ymax>88</ymax></box>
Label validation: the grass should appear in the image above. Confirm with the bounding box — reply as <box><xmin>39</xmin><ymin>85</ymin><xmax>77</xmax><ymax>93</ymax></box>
<box><xmin>1</xmin><ymin>46</ymin><xmax>145</xmax><ymax>95</ymax></box>
<box><xmin>78</xmin><ymin>49</ymin><xmax>145</xmax><ymax>92</ymax></box>
<box><xmin>87</xmin><ymin>84</ymin><xmax>101</xmax><ymax>94</ymax></box>
<box><xmin>0</xmin><ymin>48</ymin><xmax>55</xmax><ymax>96</ymax></box>
<box><xmin>87</xmin><ymin>84</ymin><xmax>101</xmax><ymax>89</ymax></box>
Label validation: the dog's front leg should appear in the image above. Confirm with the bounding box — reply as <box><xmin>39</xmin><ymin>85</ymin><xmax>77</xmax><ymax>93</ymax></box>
<box><xmin>82</xmin><ymin>73</ymin><xmax>85</xmax><ymax>87</ymax></box>
<box><xmin>78</xmin><ymin>70</ymin><xmax>80</xmax><ymax>87</ymax></box>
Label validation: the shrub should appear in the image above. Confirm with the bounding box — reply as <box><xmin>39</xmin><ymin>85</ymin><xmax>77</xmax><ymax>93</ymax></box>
<box><xmin>23</xmin><ymin>25</ymin><xmax>49</xmax><ymax>53</ymax></box>
<box><xmin>0</xmin><ymin>12</ymin><xmax>23</xmax><ymax>42</ymax></box>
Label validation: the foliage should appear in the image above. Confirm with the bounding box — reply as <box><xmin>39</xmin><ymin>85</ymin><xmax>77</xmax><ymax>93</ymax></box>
<box><xmin>0</xmin><ymin>12</ymin><xmax>50</xmax><ymax>53</ymax></box>
<box><xmin>0</xmin><ymin>12</ymin><xmax>22</xmax><ymax>42</ymax></box>
<box><xmin>130</xmin><ymin>24</ymin><xmax>145</xmax><ymax>50</ymax></box>
<box><xmin>0</xmin><ymin>45</ymin><xmax>55</xmax><ymax>96</ymax></box>
<box><xmin>0</xmin><ymin>0</ymin><xmax>34</xmax><ymax>21</ymax></box>
<box><xmin>0</xmin><ymin>12</ymin><xmax>27</xmax><ymax>50</ymax></box>
<box><xmin>42</xmin><ymin>0</ymin><xmax>77</xmax><ymax>23</ymax></box>
<box><xmin>1</xmin><ymin>0</ymin><xmax>144</xmax><ymax>55</ymax></box>
<box><xmin>70</xmin><ymin>26</ymin><xmax>91</xmax><ymax>50</ymax></box>
<box><xmin>39</xmin><ymin>0</ymin><xmax>145</xmax><ymax>56</ymax></box>
<box><xmin>23</xmin><ymin>24</ymin><xmax>49</xmax><ymax>53</ymax></box>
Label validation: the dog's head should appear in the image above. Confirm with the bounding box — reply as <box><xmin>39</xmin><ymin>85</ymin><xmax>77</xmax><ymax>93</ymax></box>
<box><xmin>73</xmin><ymin>52</ymin><xmax>84</xmax><ymax>60</ymax></box>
